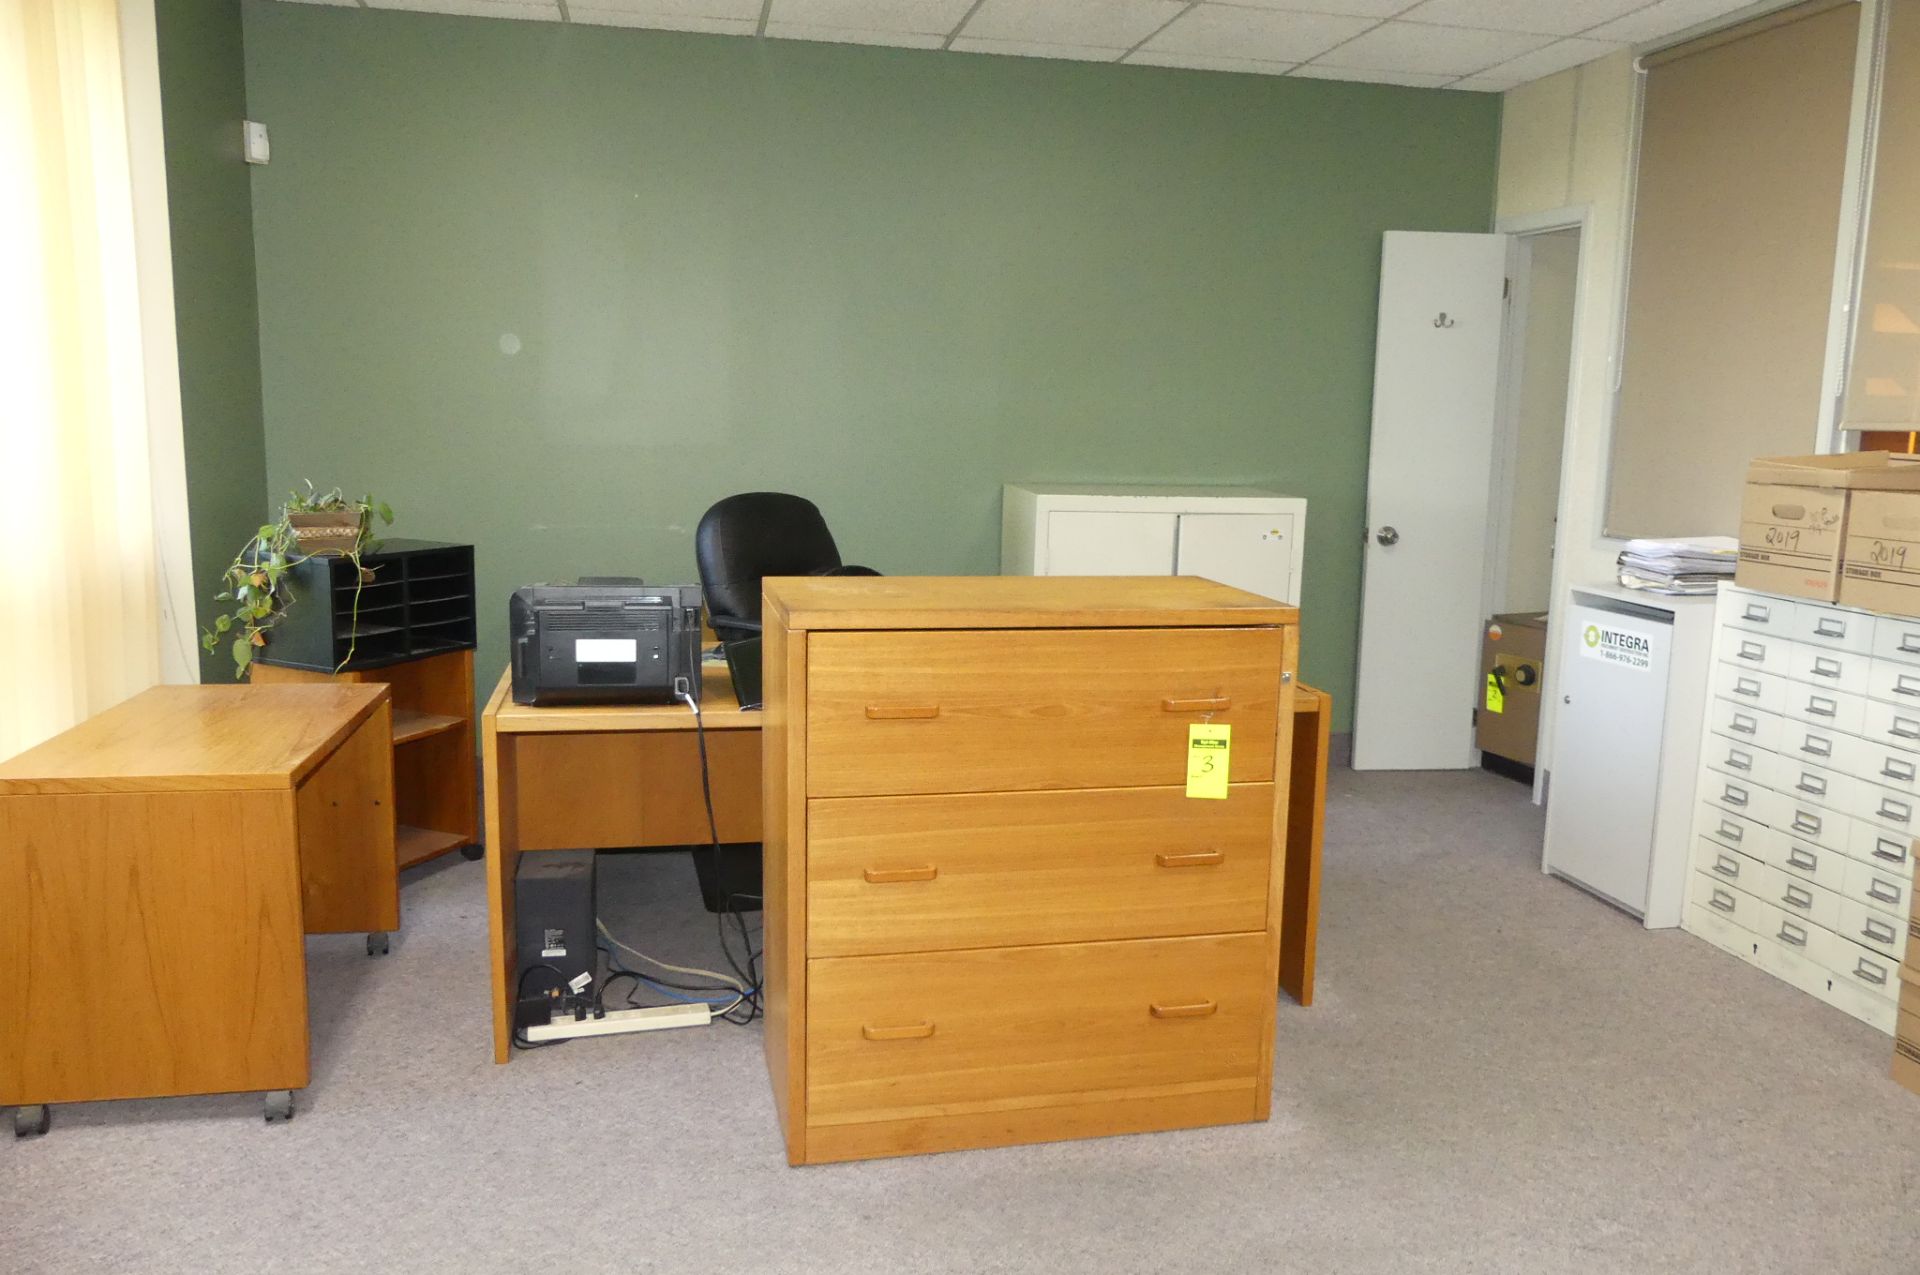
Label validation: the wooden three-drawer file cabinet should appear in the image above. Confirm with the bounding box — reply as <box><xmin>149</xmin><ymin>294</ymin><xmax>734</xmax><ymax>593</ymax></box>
<box><xmin>761</xmin><ymin>576</ymin><xmax>1298</xmax><ymax>1164</ymax></box>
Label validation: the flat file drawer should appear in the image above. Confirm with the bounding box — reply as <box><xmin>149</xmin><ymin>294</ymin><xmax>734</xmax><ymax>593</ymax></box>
<box><xmin>1776</xmin><ymin>795</ymin><xmax>1848</xmax><ymax>851</ymax></box>
<box><xmin>1696</xmin><ymin>840</ymin><xmax>1761</xmax><ymax>894</ymax></box>
<box><xmin>1786</xmin><ymin>644</ymin><xmax>1871</xmax><ymax>697</ymax></box>
<box><xmin>1842</xmin><ymin>735</ymin><xmax>1920</xmax><ymax>793</ymax></box>
<box><xmin>1781</xmin><ymin>682</ymin><xmax>1867</xmax><ymax>735</ymax></box>
<box><xmin>1725</xmin><ymin>589</ymin><xmax>1797</xmax><ymax>638</ymax></box>
<box><xmin>1845</xmin><ymin>821</ymin><xmax>1915</xmax><ymax>874</ymax></box>
<box><xmin>1867</xmin><ymin>659</ymin><xmax>1920</xmax><ymax>709</ymax></box>
<box><xmin>1691</xmin><ymin>870</ymin><xmax>1771</xmax><ymax>935</ymax></box>
<box><xmin>1709</xmin><ymin>697</ymin><xmax>1783</xmax><ymax>752</ymax></box>
<box><xmin>1705</xmin><ymin>773</ymin><xmax>1776</xmax><ymax>825</ymax></box>
<box><xmin>1777</xmin><ymin>719</ymin><xmax>1845</xmax><ymax>770</ymax></box>
<box><xmin>1700</xmin><ymin>804</ymin><xmax>1772</xmax><ymax>858</ymax></box>
<box><xmin>1872</xmin><ymin>613</ymin><xmax>1920</xmax><ymax>667</ymax></box>
<box><xmin>1753</xmin><ymin>860</ymin><xmax>1843</xmax><ymax>932</ymax></box>
<box><xmin>1768</xmin><ymin>757</ymin><xmax>1857</xmax><ymax>814</ymax></box>
<box><xmin>1861</xmin><ymin>699</ymin><xmax>1920</xmax><ymax>752</ymax></box>
<box><xmin>1851</xmin><ymin>780</ymin><xmax>1920</xmax><ymax>839</ymax></box>
<box><xmin>1713</xmin><ymin>663</ymin><xmax>1787</xmax><ymax>716</ymax></box>
<box><xmin>1814</xmin><ymin>927</ymin><xmax>1900</xmax><ymax>1001</ymax></box>
<box><xmin>804</xmin><ymin>932</ymin><xmax>1268</xmax><ymax>1126</ymax></box>
<box><xmin>1834</xmin><ymin>896</ymin><xmax>1907</xmax><ymax>960</ymax></box>
<box><xmin>804</xmin><ymin>627</ymin><xmax>1281</xmax><ymax>798</ymax></box>
<box><xmin>1705</xmin><ymin>736</ymin><xmax>1769</xmax><ymax>783</ymax></box>
<box><xmin>804</xmin><ymin>785</ymin><xmax>1273</xmax><ymax>957</ymax></box>
<box><xmin>1842</xmin><ymin>857</ymin><xmax>1911</xmax><ymax>915</ymax></box>
<box><xmin>1766</xmin><ymin>831</ymin><xmax>1850</xmax><ymax>895</ymax></box>
<box><xmin>1793</xmin><ymin>603</ymin><xmax>1873</xmax><ymax>653</ymax></box>
<box><xmin>1717</xmin><ymin>626</ymin><xmax>1792</xmax><ymax>678</ymax></box>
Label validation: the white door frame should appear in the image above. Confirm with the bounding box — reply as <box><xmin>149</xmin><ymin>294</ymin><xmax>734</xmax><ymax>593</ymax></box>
<box><xmin>1492</xmin><ymin>204</ymin><xmax>1592</xmax><ymax>804</ymax></box>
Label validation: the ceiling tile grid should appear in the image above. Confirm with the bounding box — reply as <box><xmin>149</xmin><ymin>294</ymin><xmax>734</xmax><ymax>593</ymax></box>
<box><xmin>279</xmin><ymin>0</ymin><xmax>1767</xmax><ymax>91</ymax></box>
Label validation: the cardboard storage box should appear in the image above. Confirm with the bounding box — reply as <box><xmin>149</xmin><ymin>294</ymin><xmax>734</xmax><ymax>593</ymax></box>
<box><xmin>1896</xmin><ymin>970</ymin><xmax>1920</xmax><ymax>1098</ymax></box>
<box><xmin>1476</xmin><ymin>612</ymin><xmax>1547</xmax><ymax>768</ymax></box>
<box><xmin>1840</xmin><ymin>489</ymin><xmax>1920</xmax><ymax>617</ymax></box>
<box><xmin>1736</xmin><ymin>454</ymin><xmax>1920</xmax><ymax>602</ymax></box>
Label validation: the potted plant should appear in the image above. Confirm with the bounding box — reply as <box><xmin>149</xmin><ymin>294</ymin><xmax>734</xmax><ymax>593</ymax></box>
<box><xmin>202</xmin><ymin>483</ymin><xmax>394</xmax><ymax>677</ymax></box>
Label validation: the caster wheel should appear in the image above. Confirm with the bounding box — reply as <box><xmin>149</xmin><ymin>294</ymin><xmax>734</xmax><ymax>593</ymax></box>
<box><xmin>264</xmin><ymin>1091</ymin><xmax>295</xmax><ymax>1124</ymax></box>
<box><xmin>13</xmin><ymin>1105</ymin><xmax>49</xmax><ymax>1139</ymax></box>
<box><xmin>460</xmin><ymin>844</ymin><xmax>485</xmax><ymax>861</ymax></box>
<box><xmin>366</xmin><ymin>932</ymin><xmax>390</xmax><ymax>957</ymax></box>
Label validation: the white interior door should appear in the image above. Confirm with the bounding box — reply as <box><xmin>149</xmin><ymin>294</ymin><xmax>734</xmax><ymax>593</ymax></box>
<box><xmin>1175</xmin><ymin>513</ymin><xmax>1294</xmax><ymax>603</ymax></box>
<box><xmin>1353</xmin><ymin>231</ymin><xmax>1510</xmax><ymax>770</ymax></box>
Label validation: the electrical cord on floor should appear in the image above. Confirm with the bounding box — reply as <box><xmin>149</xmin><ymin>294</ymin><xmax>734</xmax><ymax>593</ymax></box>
<box><xmin>512</xmin><ymin>962</ymin><xmax>574</xmax><ymax>1050</ymax></box>
<box><xmin>676</xmin><ymin>681</ymin><xmax>766</xmax><ymax>1025</ymax></box>
<box><xmin>597</xmin><ymin>944</ymin><xmax>749</xmax><ymax>1020</ymax></box>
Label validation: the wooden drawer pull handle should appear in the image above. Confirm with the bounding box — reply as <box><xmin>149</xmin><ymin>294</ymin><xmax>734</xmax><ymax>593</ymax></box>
<box><xmin>1155</xmin><ymin>850</ymin><xmax>1224</xmax><ymax>868</ymax></box>
<box><xmin>866</xmin><ymin>705</ymin><xmax>939</xmax><ymax>720</ymax></box>
<box><xmin>863</xmin><ymin>866</ymin><xmax>938</xmax><ymax>884</ymax></box>
<box><xmin>862</xmin><ymin>1022</ymin><xmax>935</xmax><ymax>1041</ymax></box>
<box><xmin>1149</xmin><ymin>1000</ymin><xmax>1218</xmax><ymax>1019</ymax></box>
<box><xmin>1163</xmin><ymin>697</ymin><xmax>1231</xmax><ymax>713</ymax></box>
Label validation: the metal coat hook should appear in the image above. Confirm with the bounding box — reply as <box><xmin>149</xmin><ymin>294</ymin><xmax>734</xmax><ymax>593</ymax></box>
<box><xmin>1433</xmin><ymin>312</ymin><xmax>1456</xmax><ymax>328</ymax></box>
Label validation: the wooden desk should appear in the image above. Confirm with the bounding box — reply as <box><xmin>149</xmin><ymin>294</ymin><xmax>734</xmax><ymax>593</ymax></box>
<box><xmin>0</xmin><ymin>685</ymin><xmax>394</xmax><ymax>1132</ymax></box>
<box><xmin>481</xmin><ymin>663</ymin><xmax>1330</xmax><ymax>1063</ymax></box>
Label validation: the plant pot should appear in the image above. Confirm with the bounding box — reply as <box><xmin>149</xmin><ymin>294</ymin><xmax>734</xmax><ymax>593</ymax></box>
<box><xmin>287</xmin><ymin>511</ymin><xmax>361</xmax><ymax>554</ymax></box>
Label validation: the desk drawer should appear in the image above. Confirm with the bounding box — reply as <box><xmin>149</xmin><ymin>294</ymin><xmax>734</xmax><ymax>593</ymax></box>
<box><xmin>805</xmin><ymin>785</ymin><xmax>1273</xmax><ymax>957</ymax></box>
<box><xmin>804</xmin><ymin>932</ymin><xmax>1268</xmax><ymax>1126</ymax></box>
<box><xmin>804</xmin><ymin>628</ymin><xmax>1281</xmax><ymax>797</ymax></box>
<box><xmin>1708</xmin><ymin>696</ymin><xmax>1783</xmax><ymax>752</ymax></box>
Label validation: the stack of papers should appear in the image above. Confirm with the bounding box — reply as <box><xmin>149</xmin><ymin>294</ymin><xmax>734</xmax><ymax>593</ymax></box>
<box><xmin>1616</xmin><ymin>536</ymin><xmax>1739</xmax><ymax>595</ymax></box>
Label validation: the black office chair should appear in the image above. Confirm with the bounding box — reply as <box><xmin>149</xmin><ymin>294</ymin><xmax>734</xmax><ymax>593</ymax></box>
<box><xmin>695</xmin><ymin>493</ymin><xmax>878</xmax><ymax>645</ymax></box>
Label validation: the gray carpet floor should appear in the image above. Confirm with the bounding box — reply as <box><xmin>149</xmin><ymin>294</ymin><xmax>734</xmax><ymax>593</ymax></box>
<box><xmin>5</xmin><ymin>768</ymin><xmax>1919</xmax><ymax>1273</ymax></box>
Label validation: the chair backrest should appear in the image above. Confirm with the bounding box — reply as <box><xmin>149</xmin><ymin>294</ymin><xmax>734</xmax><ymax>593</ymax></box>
<box><xmin>695</xmin><ymin>492</ymin><xmax>845</xmax><ymax>638</ymax></box>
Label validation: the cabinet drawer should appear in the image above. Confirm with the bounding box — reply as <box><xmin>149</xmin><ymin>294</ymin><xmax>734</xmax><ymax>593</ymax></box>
<box><xmin>1709</xmin><ymin>696</ymin><xmax>1783</xmax><ymax>752</ymax></box>
<box><xmin>1845</xmin><ymin>821</ymin><xmax>1915</xmax><ymax>874</ymax></box>
<box><xmin>1862</xmin><ymin>699</ymin><xmax>1920</xmax><ymax>752</ymax></box>
<box><xmin>1699</xmin><ymin>804</ymin><xmax>1771</xmax><ymax>857</ymax></box>
<box><xmin>804</xmin><ymin>628</ymin><xmax>1281</xmax><ymax>798</ymax></box>
<box><xmin>805</xmin><ymin>933</ymin><xmax>1268</xmax><ymax>1125</ymax></box>
<box><xmin>1764</xmin><ymin>830</ymin><xmax>1850</xmax><ymax>895</ymax></box>
<box><xmin>1705</xmin><ymin>736</ymin><xmax>1770</xmax><ymax>784</ymax></box>
<box><xmin>1769</xmin><ymin>757</ymin><xmax>1856</xmax><ymax>814</ymax></box>
<box><xmin>1851</xmin><ymin>781</ymin><xmax>1920</xmax><ymax>839</ymax></box>
<box><xmin>1777</xmin><ymin>796</ymin><xmax>1848</xmax><ymax>851</ymax></box>
<box><xmin>1842</xmin><ymin>735</ymin><xmax>1920</xmax><ymax>793</ymax></box>
<box><xmin>1724</xmin><ymin>589</ymin><xmax>1797</xmax><ymax>638</ymax></box>
<box><xmin>1793</xmin><ymin>603</ymin><xmax>1873</xmax><ymax>653</ymax></box>
<box><xmin>1834</xmin><ymin>897</ymin><xmax>1907</xmax><ymax>961</ymax></box>
<box><xmin>1872</xmin><ymin>613</ymin><xmax>1920</xmax><ymax>667</ymax></box>
<box><xmin>1696</xmin><ymin>840</ymin><xmax>1761</xmax><ymax>893</ymax></box>
<box><xmin>1786</xmin><ymin>644</ymin><xmax>1871</xmax><ymax>697</ymax></box>
<box><xmin>1841</xmin><ymin>857</ymin><xmax>1911</xmax><ymax>915</ymax></box>
<box><xmin>805</xmin><ymin>785</ymin><xmax>1272</xmax><ymax>957</ymax></box>
<box><xmin>1781</xmin><ymin>682</ymin><xmax>1866</xmax><ymax>735</ymax></box>
<box><xmin>1775</xmin><ymin>719</ymin><xmax>1842</xmax><ymax>769</ymax></box>
<box><xmin>1704</xmin><ymin>773</ymin><xmax>1774</xmax><ymax>824</ymax></box>
<box><xmin>1717</xmin><ymin>627</ymin><xmax>1792</xmax><ymax>677</ymax></box>
<box><xmin>1754</xmin><ymin>861</ymin><xmax>1843</xmax><ymax>932</ymax></box>
<box><xmin>1867</xmin><ymin>658</ymin><xmax>1920</xmax><ymax>710</ymax></box>
<box><xmin>1690</xmin><ymin>870</ymin><xmax>1772</xmax><ymax>936</ymax></box>
<box><xmin>1813</xmin><ymin>927</ymin><xmax>1900</xmax><ymax>1001</ymax></box>
<box><xmin>1712</xmin><ymin>663</ymin><xmax>1786</xmax><ymax>715</ymax></box>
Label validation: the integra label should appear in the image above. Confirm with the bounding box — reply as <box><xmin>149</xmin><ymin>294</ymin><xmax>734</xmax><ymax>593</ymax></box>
<box><xmin>1580</xmin><ymin>623</ymin><xmax>1653</xmax><ymax>671</ymax></box>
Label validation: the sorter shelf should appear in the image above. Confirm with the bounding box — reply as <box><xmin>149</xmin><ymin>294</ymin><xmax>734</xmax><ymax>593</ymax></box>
<box><xmin>257</xmin><ymin>540</ymin><xmax>476</xmax><ymax>674</ymax></box>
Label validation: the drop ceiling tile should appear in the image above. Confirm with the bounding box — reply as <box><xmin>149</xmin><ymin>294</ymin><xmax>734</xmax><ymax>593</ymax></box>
<box><xmin>1203</xmin><ymin>0</ymin><xmax>1416</xmax><ymax>16</ymax></box>
<box><xmin>367</xmin><ymin>0</ymin><xmax>562</xmax><ymax>17</ymax></box>
<box><xmin>1125</xmin><ymin>50</ymin><xmax>1298</xmax><ymax>74</ymax></box>
<box><xmin>960</xmin><ymin>0</ymin><xmax>1189</xmax><ymax>50</ymax></box>
<box><xmin>1395</xmin><ymin>0</ymin><xmax>1649</xmax><ymax>37</ymax></box>
<box><xmin>1475</xmin><ymin>35</ymin><xmax>1622</xmax><ymax>82</ymax></box>
<box><xmin>564</xmin><ymin>0</ymin><xmax>759</xmax><ymax>16</ymax></box>
<box><xmin>767</xmin><ymin>0</ymin><xmax>976</xmax><ymax>35</ymax></box>
<box><xmin>569</xmin><ymin>9</ymin><xmax>757</xmax><ymax>30</ymax></box>
<box><xmin>1449</xmin><ymin>74</ymin><xmax>1521</xmax><ymax>91</ymax></box>
<box><xmin>1583</xmin><ymin>0</ymin><xmax>1755</xmax><ymax>43</ymax></box>
<box><xmin>1290</xmin><ymin>63</ymin><xmax>1455</xmax><ymax>87</ymax></box>
<box><xmin>764</xmin><ymin>21</ymin><xmax>947</xmax><ymax>47</ymax></box>
<box><xmin>1311</xmin><ymin>20</ymin><xmax>1552</xmax><ymax>75</ymax></box>
<box><xmin>949</xmin><ymin>35</ymin><xmax>1126</xmax><ymax>61</ymax></box>
<box><xmin>1144</xmin><ymin>7</ymin><xmax>1375</xmax><ymax>62</ymax></box>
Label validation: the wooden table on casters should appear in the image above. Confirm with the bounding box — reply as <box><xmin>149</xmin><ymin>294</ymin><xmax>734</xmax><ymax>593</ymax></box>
<box><xmin>480</xmin><ymin>663</ymin><xmax>1329</xmax><ymax>1064</ymax></box>
<box><xmin>0</xmin><ymin>684</ymin><xmax>397</xmax><ymax>1136</ymax></box>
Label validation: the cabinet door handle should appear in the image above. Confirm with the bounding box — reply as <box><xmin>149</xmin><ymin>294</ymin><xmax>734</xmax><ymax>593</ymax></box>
<box><xmin>1900</xmin><ymin>634</ymin><xmax>1920</xmax><ymax>654</ymax></box>
<box><xmin>1149</xmin><ymin>1000</ymin><xmax>1218</xmax><ymax>1019</ymax></box>
<box><xmin>1862</xmin><ymin>918</ymin><xmax>1897</xmax><ymax>945</ymax></box>
<box><xmin>1879</xmin><ymin>799</ymin><xmax>1912</xmax><ymax>823</ymax></box>
<box><xmin>1710</xmin><ymin>889</ymin><xmax>1737</xmax><ymax>913</ymax></box>
<box><xmin>1787</xmin><ymin>848</ymin><xmax>1819</xmax><ymax>871</ymax></box>
<box><xmin>1853</xmin><ymin>960</ymin><xmax>1889</xmax><ymax>987</ymax></box>
<box><xmin>1712</xmin><ymin>856</ymin><xmax>1740</xmax><ymax>879</ymax></box>
<box><xmin>1812</xmin><ymin>657</ymin><xmax>1842</xmax><ymax>678</ymax></box>
<box><xmin>1156</xmin><ymin>850</ymin><xmax>1225</xmax><ymax>868</ymax></box>
<box><xmin>1734</xmin><ymin>678</ymin><xmax>1762</xmax><ymax>698</ymax></box>
<box><xmin>1892</xmin><ymin>718</ymin><xmax>1920</xmax><ymax>741</ymax></box>
<box><xmin>1791</xmin><ymin>813</ymin><xmax>1821</xmax><ymax>835</ymax></box>
<box><xmin>1871</xmin><ymin>840</ymin><xmax>1908</xmax><ymax>864</ymax></box>
<box><xmin>1718</xmin><ymin>821</ymin><xmax>1744</xmax><ymax>843</ymax></box>
<box><xmin>1815</xmin><ymin>617</ymin><xmax>1845</xmax><ymax>637</ymax></box>
<box><xmin>1882</xmin><ymin>759</ymin><xmax>1916</xmax><ymax>782</ymax></box>
<box><xmin>1802</xmin><ymin>735</ymin><xmax>1832</xmax><ymax>758</ymax></box>
<box><xmin>1163</xmin><ymin>697</ymin><xmax>1231</xmax><ymax>713</ymax></box>
<box><xmin>1777</xmin><ymin>921</ymin><xmax>1808</xmax><ymax>948</ymax></box>
<box><xmin>863</xmin><ymin>866</ymin><xmax>938</xmax><ymax>884</ymax></box>
<box><xmin>1744</xmin><ymin>604</ymin><xmax>1771</xmax><ymax>622</ymax></box>
<box><xmin>1782</xmin><ymin>885</ymin><xmax>1812</xmax><ymax>910</ymax></box>
<box><xmin>1723</xmin><ymin>787</ymin><xmax>1749</xmax><ymax>807</ymax></box>
<box><xmin>862</xmin><ymin>1021</ymin><xmax>935</xmax><ymax>1041</ymax></box>
<box><xmin>1730</xmin><ymin>714</ymin><xmax>1758</xmax><ymax>736</ymax></box>
<box><xmin>1868</xmin><ymin>880</ymin><xmax>1902</xmax><ymax>905</ymax></box>
<box><xmin>1806</xmin><ymin>697</ymin><xmax>1837</xmax><ymax>718</ymax></box>
<box><xmin>865</xmin><ymin>705</ymin><xmax>939</xmax><ymax>720</ymax></box>
<box><xmin>1897</xmin><ymin>676</ymin><xmax>1920</xmax><ymax>698</ymax></box>
<box><xmin>1726</xmin><ymin>751</ymin><xmax>1752</xmax><ymax>771</ymax></box>
<box><xmin>1737</xmin><ymin>641</ymin><xmax>1765</xmax><ymax>662</ymax></box>
<box><xmin>1796</xmin><ymin>776</ymin><xmax>1827</xmax><ymax>797</ymax></box>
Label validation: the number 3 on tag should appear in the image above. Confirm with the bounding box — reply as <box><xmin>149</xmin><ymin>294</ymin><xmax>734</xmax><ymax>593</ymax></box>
<box><xmin>1186</xmin><ymin>723</ymin><xmax>1231</xmax><ymax>800</ymax></box>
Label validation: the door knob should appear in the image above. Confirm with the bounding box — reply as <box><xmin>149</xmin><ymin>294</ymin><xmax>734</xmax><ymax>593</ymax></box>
<box><xmin>1375</xmin><ymin>526</ymin><xmax>1400</xmax><ymax>546</ymax></box>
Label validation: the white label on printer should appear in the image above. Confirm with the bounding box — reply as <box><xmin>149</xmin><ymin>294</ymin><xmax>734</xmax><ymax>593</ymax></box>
<box><xmin>575</xmin><ymin>638</ymin><xmax>638</xmax><ymax>663</ymax></box>
<box><xmin>1580</xmin><ymin>623</ymin><xmax>1653</xmax><ymax>672</ymax></box>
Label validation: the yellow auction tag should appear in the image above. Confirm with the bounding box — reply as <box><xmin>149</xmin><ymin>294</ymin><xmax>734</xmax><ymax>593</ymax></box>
<box><xmin>1485</xmin><ymin>672</ymin><xmax>1505</xmax><ymax>714</ymax></box>
<box><xmin>1186</xmin><ymin>723</ymin><xmax>1231</xmax><ymax>800</ymax></box>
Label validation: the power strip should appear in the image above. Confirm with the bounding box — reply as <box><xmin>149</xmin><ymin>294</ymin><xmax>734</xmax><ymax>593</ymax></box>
<box><xmin>524</xmin><ymin>1003</ymin><xmax>711</xmax><ymax>1043</ymax></box>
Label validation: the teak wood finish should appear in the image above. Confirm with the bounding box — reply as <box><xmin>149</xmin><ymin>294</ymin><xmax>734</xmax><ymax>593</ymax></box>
<box><xmin>761</xmin><ymin>576</ymin><xmax>1299</xmax><ymax>1164</ymax></box>
<box><xmin>0</xmin><ymin>685</ymin><xmax>393</xmax><ymax>1109</ymax></box>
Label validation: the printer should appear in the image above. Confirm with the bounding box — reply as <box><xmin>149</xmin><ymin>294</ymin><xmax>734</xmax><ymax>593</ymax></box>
<box><xmin>509</xmin><ymin>580</ymin><xmax>703</xmax><ymax>706</ymax></box>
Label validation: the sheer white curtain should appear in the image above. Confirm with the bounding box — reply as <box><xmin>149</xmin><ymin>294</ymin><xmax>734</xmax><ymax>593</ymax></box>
<box><xmin>0</xmin><ymin>0</ymin><xmax>194</xmax><ymax>760</ymax></box>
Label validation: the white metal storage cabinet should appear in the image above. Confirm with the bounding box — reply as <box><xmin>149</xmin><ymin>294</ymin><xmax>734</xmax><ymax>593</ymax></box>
<box><xmin>1681</xmin><ymin>584</ymin><xmax>1914</xmax><ymax>1035</ymax></box>
<box><xmin>1542</xmin><ymin>587</ymin><xmax>1714</xmax><ymax>925</ymax></box>
<box><xmin>1000</xmin><ymin>484</ymin><xmax>1307</xmax><ymax>606</ymax></box>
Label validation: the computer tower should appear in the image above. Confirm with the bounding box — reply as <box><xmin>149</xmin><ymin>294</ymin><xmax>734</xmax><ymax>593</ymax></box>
<box><xmin>514</xmin><ymin>851</ymin><xmax>597</xmax><ymax>1005</ymax></box>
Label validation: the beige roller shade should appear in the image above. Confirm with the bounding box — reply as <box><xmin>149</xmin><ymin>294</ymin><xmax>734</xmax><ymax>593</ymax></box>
<box><xmin>1843</xmin><ymin>0</ymin><xmax>1920</xmax><ymax>428</ymax></box>
<box><xmin>1606</xmin><ymin>0</ymin><xmax>1859</xmax><ymax>538</ymax></box>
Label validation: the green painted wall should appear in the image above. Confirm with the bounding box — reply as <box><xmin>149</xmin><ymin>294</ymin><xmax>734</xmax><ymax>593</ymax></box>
<box><xmin>156</xmin><ymin>0</ymin><xmax>268</xmax><ymax>682</ymax></box>
<box><xmin>241</xmin><ymin>3</ymin><xmax>1501</xmax><ymax>727</ymax></box>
